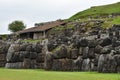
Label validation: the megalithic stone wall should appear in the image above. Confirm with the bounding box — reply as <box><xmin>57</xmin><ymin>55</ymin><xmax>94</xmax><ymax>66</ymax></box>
<box><xmin>44</xmin><ymin>37</ymin><xmax>120</xmax><ymax>73</ymax></box>
<box><xmin>0</xmin><ymin>25</ymin><xmax>119</xmax><ymax>73</ymax></box>
<box><xmin>2</xmin><ymin>33</ymin><xmax>120</xmax><ymax>73</ymax></box>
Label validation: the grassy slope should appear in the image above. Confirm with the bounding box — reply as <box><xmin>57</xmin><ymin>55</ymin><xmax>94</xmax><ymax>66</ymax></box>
<box><xmin>101</xmin><ymin>16</ymin><xmax>120</xmax><ymax>28</ymax></box>
<box><xmin>70</xmin><ymin>2</ymin><xmax>120</xmax><ymax>20</ymax></box>
<box><xmin>0</xmin><ymin>68</ymin><xmax>119</xmax><ymax>80</ymax></box>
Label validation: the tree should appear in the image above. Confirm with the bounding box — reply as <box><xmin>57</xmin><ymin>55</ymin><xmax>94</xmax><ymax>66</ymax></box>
<box><xmin>8</xmin><ymin>20</ymin><xmax>26</xmax><ymax>32</ymax></box>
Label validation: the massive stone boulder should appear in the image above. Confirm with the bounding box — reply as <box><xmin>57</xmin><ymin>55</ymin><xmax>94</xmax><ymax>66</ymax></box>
<box><xmin>52</xmin><ymin>59</ymin><xmax>73</xmax><ymax>71</ymax></box>
<box><xmin>67</xmin><ymin>49</ymin><xmax>79</xmax><ymax>59</ymax></box>
<box><xmin>98</xmin><ymin>54</ymin><xmax>107</xmax><ymax>72</ymax></box>
<box><xmin>6</xmin><ymin>44</ymin><xmax>20</xmax><ymax>62</ymax></box>
<box><xmin>98</xmin><ymin>50</ymin><xmax>118</xmax><ymax>73</ymax></box>
<box><xmin>53</xmin><ymin>44</ymin><xmax>68</xmax><ymax>59</ymax></box>
<box><xmin>88</xmin><ymin>48</ymin><xmax>95</xmax><ymax>59</ymax></box>
<box><xmin>79</xmin><ymin>39</ymin><xmax>88</xmax><ymax>47</ymax></box>
<box><xmin>114</xmin><ymin>54</ymin><xmax>120</xmax><ymax>73</ymax></box>
<box><xmin>100</xmin><ymin>46</ymin><xmax>112</xmax><ymax>54</ymax></box>
<box><xmin>82</xmin><ymin>47</ymin><xmax>89</xmax><ymax>59</ymax></box>
<box><xmin>100</xmin><ymin>38</ymin><xmax>112</xmax><ymax>47</ymax></box>
<box><xmin>95</xmin><ymin>45</ymin><xmax>103</xmax><ymax>54</ymax></box>
<box><xmin>88</xmin><ymin>40</ymin><xmax>97</xmax><ymax>48</ymax></box>
<box><xmin>0</xmin><ymin>41</ymin><xmax>10</xmax><ymax>67</ymax></box>
<box><xmin>81</xmin><ymin>58</ymin><xmax>91</xmax><ymax>71</ymax></box>
<box><xmin>44</xmin><ymin>52</ymin><xmax>53</xmax><ymax>70</ymax></box>
<box><xmin>5</xmin><ymin>62</ymin><xmax>23</xmax><ymax>69</ymax></box>
<box><xmin>73</xmin><ymin>56</ymin><xmax>83</xmax><ymax>71</ymax></box>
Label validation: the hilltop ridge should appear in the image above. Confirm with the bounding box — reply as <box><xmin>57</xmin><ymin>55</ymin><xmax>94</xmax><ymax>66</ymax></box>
<box><xmin>70</xmin><ymin>2</ymin><xmax>120</xmax><ymax>20</ymax></box>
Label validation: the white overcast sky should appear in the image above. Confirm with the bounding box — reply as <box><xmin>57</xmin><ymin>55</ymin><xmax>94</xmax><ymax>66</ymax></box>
<box><xmin>0</xmin><ymin>0</ymin><xmax>120</xmax><ymax>34</ymax></box>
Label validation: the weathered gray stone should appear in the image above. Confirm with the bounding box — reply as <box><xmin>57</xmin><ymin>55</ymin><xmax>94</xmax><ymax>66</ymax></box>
<box><xmin>80</xmin><ymin>39</ymin><xmax>88</xmax><ymax>47</ymax></box>
<box><xmin>98</xmin><ymin>54</ymin><xmax>107</xmax><ymax>72</ymax></box>
<box><xmin>53</xmin><ymin>45</ymin><xmax>68</xmax><ymax>59</ymax></box>
<box><xmin>31</xmin><ymin>59</ymin><xmax>36</xmax><ymax>69</ymax></box>
<box><xmin>100</xmin><ymin>38</ymin><xmax>112</xmax><ymax>47</ymax></box>
<box><xmin>6</xmin><ymin>44</ymin><xmax>20</xmax><ymax>62</ymax></box>
<box><xmin>36</xmin><ymin>53</ymin><xmax>45</xmax><ymax>63</ymax></box>
<box><xmin>114</xmin><ymin>54</ymin><xmax>120</xmax><ymax>73</ymax></box>
<box><xmin>81</xmin><ymin>58</ymin><xmax>90</xmax><ymax>71</ymax></box>
<box><xmin>88</xmin><ymin>48</ymin><xmax>95</xmax><ymax>59</ymax></box>
<box><xmin>23</xmin><ymin>58</ymin><xmax>31</xmax><ymax>69</ymax></box>
<box><xmin>30</xmin><ymin>52</ymin><xmax>37</xmax><ymax>59</ymax></box>
<box><xmin>36</xmin><ymin>43</ymin><xmax>42</xmax><ymax>53</ymax></box>
<box><xmin>5</xmin><ymin>62</ymin><xmax>23</xmax><ymax>69</ymax></box>
<box><xmin>36</xmin><ymin>63</ymin><xmax>44</xmax><ymax>69</ymax></box>
<box><xmin>100</xmin><ymin>46</ymin><xmax>112</xmax><ymax>54</ymax></box>
<box><xmin>44</xmin><ymin>52</ymin><xmax>53</xmax><ymax>70</ymax></box>
<box><xmin>95</xmin><ymin>45</ymin><xmax>103</xmax><ymax>54</ymax></box>
<box><xmin>73</xmin><ymin>56</ymin><xmax>83</xmax><ymax>71</ymax></box>
<box><xmin>52</xmin><ymin>59</ymin><xmax>73</xmax><ymax>71</ymax></box>
<box><xmin>102</xmin><ymin>51</ymin><xmax>117</xmax><ymax>73</ymax></box>
<box><xmin>0</xmin><ymin>54</ymin><xmax>5</xmax><ymax>61</ymax></box>
<box><xmin>82</xmin><ymin>47</ymin><xmax>89</xmax><ymax>59</ymax></box>
<box><xmin>70</xmin><ymin>49</ymin><xmax>79</xmax><ymax>59</ymax></box>
<box><xmin>88</xmin><ymin>40</ymin><xmax>97</xmax><ymax>48</ymax></box>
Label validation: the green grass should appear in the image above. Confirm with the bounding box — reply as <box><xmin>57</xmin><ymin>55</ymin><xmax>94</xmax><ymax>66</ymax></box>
<box><xmin>21</xmin><ymin>39</ymin><xmax>44</xmax><ymax>43</ymax></box>
<box><xmin>101</xmin><ymin>17</ymin><xmax>120</xmax><ymax>28</ymax></box>
<box><xmin>69</xmin><ymin>2</ymin><xmax>120</xmax><ymax>20</ymax></box>
<box><xmin>0</xmin><ymin>68</ymin><xmax>119</xmax><ymax>80</ymax></box>
<box><xmin>111</xmin><ymin>17</ymin><xmax>120</xmax><ymax>24</ymax></box>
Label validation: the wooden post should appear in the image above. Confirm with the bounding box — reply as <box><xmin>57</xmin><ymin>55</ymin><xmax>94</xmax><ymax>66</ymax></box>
<box><xmin>27</xmin><ymin>33</ymin><xmax>30</xmax><ymax>39</ymax></box>
<box><xmin>43</xmin><ymin>31</ymin><xmax>46</xmax><ymax>38</ymax></box>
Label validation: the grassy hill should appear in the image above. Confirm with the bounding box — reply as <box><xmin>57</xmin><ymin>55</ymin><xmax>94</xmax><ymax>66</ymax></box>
<box><xmin>70</xmin><ymin>2</ymin><xmax>120</xmax><ymax>20</ymax></box>
<box><xmin>0</xmin><ymin>68</ymin><xmax>119</xmax><ymax>80</ymax></box>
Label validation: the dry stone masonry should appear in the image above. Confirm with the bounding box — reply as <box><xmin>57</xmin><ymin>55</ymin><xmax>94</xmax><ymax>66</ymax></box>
<box><xmin>5</xmin><ymin>42</ymin><xmax>44</xmax><ymax>69</ymax></box>
<box><xmin>0</xmin><ymin>24</ymin><xmax>119</xmax><ymax>73</ymax></box>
